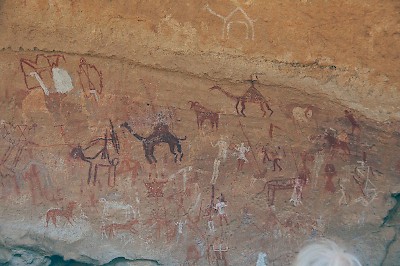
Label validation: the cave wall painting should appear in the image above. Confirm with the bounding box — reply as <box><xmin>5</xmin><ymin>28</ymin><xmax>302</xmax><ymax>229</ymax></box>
<box><xmin>0</xmin><ymin>51</ymin><xmax>395</xmax><ymax>265</ymax></box>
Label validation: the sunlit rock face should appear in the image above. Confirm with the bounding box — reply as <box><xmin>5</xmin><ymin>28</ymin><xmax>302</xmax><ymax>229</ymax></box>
<box><xmin>0</xmin><ymin>1</ymin><xmax>399</xmax><ymax>265</ymax></box>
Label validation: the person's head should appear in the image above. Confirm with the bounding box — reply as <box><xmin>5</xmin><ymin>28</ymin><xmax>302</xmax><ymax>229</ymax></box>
<box><xmin>293</xmin><ymin>239</ymin><xmax>362</xmax><ymax>266</ymax></box>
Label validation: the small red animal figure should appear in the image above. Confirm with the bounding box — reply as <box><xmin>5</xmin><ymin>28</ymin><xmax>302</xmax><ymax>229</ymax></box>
<box><xmin>323</xmin><ymin>129</ymin><xmax>350</xmax><ymax>157</ymax></box>
<box><xmin>188</xmin><ymin>101</ymin><xmax>219</xmax><ymax>130</ymax></box>
<box><xmin>45</xmin><ymin>201</ymin><xmax>77</xmax><ymax>227</ymax></box>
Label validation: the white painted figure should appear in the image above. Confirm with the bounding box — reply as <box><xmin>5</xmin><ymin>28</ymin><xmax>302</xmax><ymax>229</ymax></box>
<box><xmin>234</xmin><ymin>142</ymin><xmax>250</xmax><ymax>171</ymax></box>
<box><xmin>30</xmin><ymin>67</ymin><xmax>73</xmax><ymax>96</ymax></box>
<box><xmin>175</xmin><ymin>219</ymin><xmax>187</xmax><ymax>243</ymax></box>
<box><xmin>29</xmin><ymin>72</ymin><xmax>50</xmax><ymax>95</ymax></box>
<box><xmin>99</xmin><ymin>198</ymin><xmax>135</xmax><ymax>220</ymax></box>
<box><xmin>215</xmin><ymin>197</ymin><xmax>228</xmax><ymax>226</ymax></box>
<box><xmin>312</xmin><ymin>150</ymin><xmax>325</xmax><ymax>188</ymax></box>
<box><xmin>210</xmin><ymin>158</ymin><xmax>221</xmax><ymax>184</ymax></box>
<box><xmin>205</xmin><ymin>4</ymin><xmax>256</xmax><ymax>40</ymax></box>
<box><xmin>256</xmin><ymin>252</ymin><xmax>268</xmax><ymax>266</ymax></box>
<box><xmin>169</xmin><ymin>166</ymin><xmax>193</xmax><ymax>192</ymax></box>
<box><xmin>211</xmin><ymin>137</ymin><xmax>229</xmax><ymax>162</ymax></box>
<box><xmin>234</xmin><ymin>143</ymin><xmax>250</xmax><ymax>162</ymax></box>
<box><xmin>52</xmin><ymin>67</ymin><xmax>73</xmax><ymax>93</ymax></box>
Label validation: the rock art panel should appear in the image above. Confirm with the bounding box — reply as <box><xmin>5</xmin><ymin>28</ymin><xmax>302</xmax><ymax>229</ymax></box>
<box><xmin>1</xmin><ymin>45</ymin><xmax>399</xmax><ymax>265</ymax></box>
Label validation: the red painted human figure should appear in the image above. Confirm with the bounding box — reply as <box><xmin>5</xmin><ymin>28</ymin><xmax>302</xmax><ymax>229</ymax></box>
<box><xmin>324</xmin><ymin>164</ymin><xmax>336</xmax><ymax>193</ymax></box>
<box><xmin>269</xmin><ymin>123</ymin><xmax>282</xmax><ymax>139</ymax></box>
<box><xmin>77</xmin><ymin>57</ymin><xmax>103</xmax><ymax>102</ymax></box>
<box><xmin>344</xmin><ymin>110</ymin><xmax>360</xmax><ymax>135</ymax></box>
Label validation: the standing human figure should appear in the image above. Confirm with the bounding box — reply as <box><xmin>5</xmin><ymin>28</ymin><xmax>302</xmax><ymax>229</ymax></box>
<box><xmin>344</xmin><ymin>110</ymin><xmax>360</xmax><ymax>135</ymax></box>
<box><xmin>215</xmin><ymin>194</ymin><xmax>228</xmax><ymax>226</ymax></box>
<box><xmin>312</xmin><ymin>149</ymin><xmax>325</xmax><ymax>188</ymax></box>
<box><xmin>262</xmin><ymin>145</ymin><xmax>284</xmax><ymax>171</ymax></box>
<box><xmin>234</xmin><ymin>142</ymin><xmax>250</xmax><ymax>171</ymax></box>
<box><xmin>324</xmin><ymin>164</ymin><xmax>336</xmax><ymax>193</ymax></box>
<box><xmin>210</xmin><ymin>136</ymin><xmax>229</xmax><ymax>184</ymax></box>
<box><xmin>211</xmin><ymin>136</ymin><xmax>229</xmax><ymax>162</ymax></box>
<box><xmin>205</xmin><ymin>204</ymin><xmax>216</xmax><ymax>233</ymax></box>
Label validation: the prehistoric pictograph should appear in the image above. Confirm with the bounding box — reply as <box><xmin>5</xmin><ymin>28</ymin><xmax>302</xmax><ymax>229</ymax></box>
<box><xmin>144</xmin><ymin>178</ymin><xmax>168</xmax><ymax>198</ymax></box>
<box><xmin>188</xmin><ymin>101</ymin><xmax>219</xmax><ymax>130</ymax></box>
<box><xmin>268</xmin><ymin>123</ymin><xmax>282</xmax><ymax>139</ymax></box>
<box><xmin>205</xmin><ymin>3</ymin><xmax>256</xmax><ymax>40</ymax></box>
<box><xmin>121</xmin><ymin>122</ymin><xmax>186</xmax><ymax>164</ymax></box>
<box><xmin>352</xmin><ymin>160</ymin><xmax>378</xmax><ymax>206</ymax></box>
<box><xmin>324</xmin><ymin>164</ymin><xmax>336</xmax><ymax>193</ymax></box>
<box><xmin>258</xmin><ymin>169</ymin><xmax>310</xmax><ymax>206</ymax></box>
<box><xmin>312</xmin><ymin>149</ymin><xmax>325</xmax><ymax>188</ymax></box>
<box><xmin>21</xmin><ymin>161</ymin><xmax>53</xmax><ymax>205</ymax></box>
<box><xmin>4</xmin><ymin>46</ymin><xmax>397</xmax><ymax>265</ymax></box>
<box><xmin>233</xmin><ymin>142</ymin><xmax>250</xmax><ymax>171</ymax></box>
<box><xmin>99</xmin><ymin>197</ymin><xmax>136</xmax><ymax>220</ymax></box>
<box><xmin>101</xmin><ymin>218</ymin><xmax>138</xmax><ymax>239</ymax></box>
<box><xmin>212</xmin><ymin>237</ymin><xmax>229</xmax><ymax>266</ymax></box>
<box><xmin>0</xmin><ymin>122</ymin><xmax>42</xmax><ymax>200</ymax></box>
<box><xmin>344</xmin><ymin>110</ymin><xmax>361</xmax><ymax>135</ymax></box>
<box><xmin>338</xmin><ymin>176</ymin><xmax>350</xmax><ymax>206</ymax></box>
<box><xmin>45</xmin><ymin>201</ymin><xmax>77</xmax><ymax>227</ymax></box>
<box><xmin>292</xmin><ymin>106</ymin><xmax>313</xmax><ymax>132</ymax></box>
<box><xmin>70</xmin><ymin>121</ymin><xmax>120</xmax><ymax>187</ymax></box>
<box><xmin>323</xmin><ymin>129</ymin><xmax>350</xmax><ymax>157</ymax></box>
<box><xmin>0</xmin><ymin>122</ymin><xmax>37</xmax><ymax>170</ymax></box>
<box><xmin>210</xmin><ymin>79</ymin><xmax>273</xmax><ymax>117</ymax></box>
<box><xmin>117</xmin><ymin>158</ymin><xmax>142</xmax><ymax>186</ymax></box>
<box><xmin>262</xmin><ymin>144</ymin><xmax>285</xmax><ymax>171</ymax></box>
<box><xmin>77</xmin><ymin>57</ymin><xmax>104</xmax><ymax>102</ymax></box>
<box><xmin>210</xmin><ymin>137</ymin><xmax>228</xmax><ymax>184</ymax></box>
<box><xmin>215</xmin><ymin>194</ymin><xmax>229</xmax><ymax>227</ymax></box>
<box><xmin>20</xmin><ymin>54</ymin><xmax>73</xmax><ymax>95</ymax></box>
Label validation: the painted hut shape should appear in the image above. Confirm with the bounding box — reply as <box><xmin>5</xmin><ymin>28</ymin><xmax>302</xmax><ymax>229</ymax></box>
<box><xmin>205</xmin><ymin>4</ymin><xmax>256</xmax><ymax>40</ymax></box>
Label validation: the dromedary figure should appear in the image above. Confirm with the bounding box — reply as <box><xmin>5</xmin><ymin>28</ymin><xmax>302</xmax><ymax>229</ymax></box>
<box><xmin>121</xmin><ymin>122</ymin><xmax>186</xmax><ymax>164</ymax></box>
<box><xmin>210</xmin><ymin>77</ymin><xmax>273</xmax><ymax>117</ymax></box>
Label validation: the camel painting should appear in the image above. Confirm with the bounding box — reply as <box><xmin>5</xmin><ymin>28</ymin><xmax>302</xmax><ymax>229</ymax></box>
<box><xmin>121</xmin><ymin>122</ymin><xmax>186</xmax><ymax>164</ymax></box>
<box><xmin>70</xmin><ymin>128</ymin><xmax>119</xmax><ymax>187</ymax></box>
<box><xmin>210</xmin><ymin>80</ymin><xmax>273</xmax><ymax>117</ymax></box>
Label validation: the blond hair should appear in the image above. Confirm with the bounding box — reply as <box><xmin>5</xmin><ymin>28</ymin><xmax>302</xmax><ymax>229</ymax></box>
<box><xmin>293</xmin><ymin>239</ymin><xmax>362</xmax><ymax>266</ymax></box>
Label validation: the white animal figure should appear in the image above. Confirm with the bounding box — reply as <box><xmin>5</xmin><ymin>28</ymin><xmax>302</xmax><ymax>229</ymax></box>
<box><xmin>292</xmin><ymin>106</ymin><xmax>313</xmax><ymax>125</ymax></box>
<box><xmin>99</xmin><ymin>198</ymin><xmax>135</xmax><ymax>219</ymax></box>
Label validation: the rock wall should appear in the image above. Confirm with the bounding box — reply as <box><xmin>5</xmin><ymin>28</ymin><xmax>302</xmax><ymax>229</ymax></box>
<box><xmin>0</xmin><ymin>1</ymin><xmax>399</xmax><ymax>265</ymax></box>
